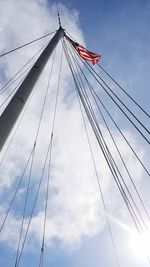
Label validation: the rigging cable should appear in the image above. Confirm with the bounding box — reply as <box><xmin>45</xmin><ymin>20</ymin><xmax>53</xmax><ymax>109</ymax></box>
<box><xmin>0</xmin><ymin>26</ymin><xmax>149</xmax><ymax>266</ymax></box>
<box><xmin>0</xmin><ymin>148</ymin><xmax>34</xmax><ymax>233</ymax></box>
<box><xmin>14</xmin><ymin>46</ymin><xmax>57</xmax><ymax>265</ymax></box>
<box><xmin>66</xmin><ymin>30</ymin><xmax>150</xmax><ymax>118</ymax></box>
<box><xmin>14</xmin><ymin>142</ymin><xmax>36</xmax><ymax>267</ymax></box>
<box><xmin>0</xmin><ymin>65</ymin><xmax>43</xmax><ymax>168</ymax></box>
<box><xmin>0</xmin><ymin>76</ymin><xmax>27</xmax><ymax>110</ymax></box>
<box><xmin>63</xmin><ymin>38</ymin><xmax>120</xmax><ymax>266</ymax></box>
<box><xmin>67</xmin><ymin>35</ymin><xmax>149</xmax><ymax>144</ymax></box>
<box><xmin>0</xmin><ymin>77</ymin><xmax>42</xmax><ymax>233</ymax></box>
<box><xmin>0</xmin><ymin>64</ymin><xmax>38</xmax><ymax>110</ymax></box>
<box><xmin>0</xmin><ymin>41</ymin><xmax>50</xmax><ymax>110</ymax></box>
<box><xmin>16</xmin><ymin>134</ymin><xmax>52</xmax><ymax>267</ymax></box>
<box><xmin>73</xmin><ymin>58</ymin><xmax>145</xmax><ymax>232</ymax></box>
<box><xmin>63</xmin><ymin>38</ymin><xmax>148</xmax><ymax>234</ymax></box>
<box><xmin>91</xmin><ymin>89</ymin><xmax>150</xmax><ymax>175</ymax></box>
<box><xmin>67</xmin><ymin>42</ymin><xmax>150</xmax><ymax>222</ymax></box>
<box><xmin>0</xmin><ymin>40</ymin><xmax>49</xmax><ymax>95</ymax></box>
<box><xmin>84</xmin><ymin>61</ymin><xmax>150</xmax><ymax>143</ymax></box>
<box><xmin>76</xmin><ymin>84</ymin><xmax>121</xmax><ymax>267</ymax></box>
<box><xmin>65</xmin><ymin>34</ymin><xmax>150</xmax><ymax>175</ymax></box>
<box><xmin>63</xmin><ymin>38</ymin><xmax>148</xmax><ymax>265</ymax></box>
<box><xmin>97</xmin><ymin>63</ymin><xmax>150</xmax><ymax>118</ymax></box>
<box><xmin>87</xmin><ymin>60</ymin><xmax>150</xmax><ymax>135</ymax></box>
<box><xmin>0</xmin><ymin>41</ymin><xmax>57</xmax><ymax>267</ymax></box>
<box><xmin>63</xmin><ymin>38</ymin><xmax>150</xmax><ymax>264</ymax></box>
<box><xmin>39</xmin><ymin>44</ymin><xmax>63</xmax><ymax>267</ymax></box>
<box><xmin>0</xmin><ymin>31</ymin><xmax>56</xmax><ymax>59</ymax></box>
<box><xmin>15</xmin><ymin>46</ymin><xmax>61</xmax><ymax>267</ymax></box>
<box><xmin>68</xmin><ymin>45</ymin><xmax>149</xmax><ymax>232</ymax></box>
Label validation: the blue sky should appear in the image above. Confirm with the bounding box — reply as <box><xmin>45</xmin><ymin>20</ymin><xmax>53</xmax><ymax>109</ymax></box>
<box><xmin>0</xmin><ymin>0</ymin><xmax>150</xmax><ymax>267</ymax></box>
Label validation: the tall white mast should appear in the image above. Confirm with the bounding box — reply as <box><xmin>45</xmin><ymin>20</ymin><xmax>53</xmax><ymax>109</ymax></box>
<box><xmin>0</xmin><ymin>26</ymin><xmax>64</xmax><ymax>152</ymax></box>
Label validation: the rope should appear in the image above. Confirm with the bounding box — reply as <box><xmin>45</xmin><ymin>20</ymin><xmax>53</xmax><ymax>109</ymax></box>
<box><xmin>69</xmin><ymin>47</ymin><xmax>121</xmax><ymax>266</ymax></box>
<box><xmin>0</xmin><ymin>69</ymin><xmax>43</xmax><ymax>232</ymax></box>
<box><xmin>0</xmin><ymin>76</ymin><xmax>27</xmax><ymax>110</ymax></box>
<box><xmin>84</xmin><ymin>61</ymin><xmax>150</xmax><ymax>144</ymax></box>
<box><xmin>65</xmin><ymin>35</ymin><xmax>150</xmax><ymax>144</ymax></box>
<box><xmin>16</xmin><ymin>137</ymin><xmax>52</xmax><ymax>267</ymax></box>
<box><xmin>87</xmin><ymin>61</ymin><xmax>150</xmax><ymax>136</ymax></box>
<box><xmin>91</xmin><ymin>90</ymin><xmax>150</xmax><ymax>176</ymax></box>
<box><xmin>14</xmin><ymin>143</ymin><xmax>36</xmax><ymax>267</ymax></box>
<box><xmin>0</xmin><ymin>148</ymin><xmax>34</xmax><ymax>233</ymax></box>
<box><xmin>65</xmin><ymin>37</ymin><xmax>149</xmax><ymax>175</ymax></box>
<box><xmin>39</xmin><ymin>45</ymin><xmax>63</xmax><ymax>267</ymax></box>
<box><xmin>0</xmin><ymin>62</ymin><xmax>45</xmax><ymax>170</ymax></box>
<box><xmin>15</xmin><ymin>46</ymin><xmax>58</xmax><ymax>267</ymax></box>
<box><xmin>0</xmin><ymin>41</ymin><xmax>49</xmax><ymax>110</ymax></box>
<box><xmin>97</xmin><ymin>63</ymin><xmax>150</xmax><ymax>118</ymax></box>
<box><xmin>0</xmin><ymin>31</ymin><xmax>56</xmax><ymax>58</ymax></box>
<box><xmin>63</xmin><ymin>38</ymin><xmax>122</xmax><ymax>266</ymax></box>
<box><xmin>66</xmin><ymin>39</ymin><xmax>150</xmax><ymax>229</ymax></box>
<box><xmin>68</xmin><ymin>43</ymin><xmax>150</xmax><ymax>222</ymax></box>
<box><xmin>63</xmin><ymin>38</ymin><xmax>148</xmax><ymax>234</ymax></box>
<box><xmin>66</xmin><ymin>30</ymin><xmax>150</xmax><ymax>119</ymax></box>
<box><xmin>0</xmin><ymin>40</ymin><xmax>49</xmax><ymax>95</ymax></box>
<box><xmin>89</xmin><ymin>64</ymin><xmax>149</xmax><ymax>144</ymax></box>
<box><xmin>0</xmin><ymin>45</ymin><xmax>57</xmax><ymax>267</ymax></box>
<box><xmin>78</xmin><ymin>95</ymin><xmax>121</xmax><ymax>267</ymax></box>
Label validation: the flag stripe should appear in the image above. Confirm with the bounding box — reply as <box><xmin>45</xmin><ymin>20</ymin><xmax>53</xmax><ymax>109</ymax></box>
<box><xmin>66</xmin><ymin>36</ymin><xmax>101</xmax><ymax>64</ymax></box>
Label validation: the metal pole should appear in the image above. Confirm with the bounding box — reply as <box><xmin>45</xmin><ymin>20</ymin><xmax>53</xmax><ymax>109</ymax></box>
<box><xmin>0</xmin><ymin>26</ymin><xmax>64</xmax><ymax>152</ymax></box>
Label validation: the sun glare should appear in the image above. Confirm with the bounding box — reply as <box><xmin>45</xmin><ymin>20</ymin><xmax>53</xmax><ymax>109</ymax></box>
<box><xmin>130</xmin><ymin>228</ymin><xmax>150</xmax><ymax>263</ymax></box>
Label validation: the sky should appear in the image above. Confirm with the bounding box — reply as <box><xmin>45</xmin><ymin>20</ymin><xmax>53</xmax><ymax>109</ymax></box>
<box><xmin>0</xmin><ymin>0</ymin><xmax>150</xmax><ymax>267</ymax></box>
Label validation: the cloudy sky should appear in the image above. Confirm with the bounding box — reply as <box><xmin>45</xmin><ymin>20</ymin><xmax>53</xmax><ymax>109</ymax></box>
<box><xmin>0</xmin><ymin>0</ymin><xmax>150</xmax><ymax>267</ymax></box>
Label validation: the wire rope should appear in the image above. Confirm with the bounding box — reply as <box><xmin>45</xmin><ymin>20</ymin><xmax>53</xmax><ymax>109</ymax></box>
<box><xmin>0</xmin><ymin>31</ymin><xmax>56</xmax><ymax>59</ymax></box>
<box><xmin>68</xmin><ymin>42</ymin><xmax>150</xmax><ymax>221</ymax></box>
<box><xmin>63</xmin><ymin>39</ymin><xmax>150</xmax><ymax>266</ymax></box>
<box><xmin>87</xmin><ymin>60</ymin><xmax>150</xmax><ymax>135</ymax></box>
<box><xmin>63</xmin><ymin>39</ymin><xmax>147</xmax><ymax>266</ymax></box>
<box><xmin>14</xmin><ymin>143</ymin><xmax>36</xmax><ymax>267</ymax></box>
<box><xmin>63</xmin><ymin>39</ymin><xmax>147</xmax><ymax>234</ymax></box>
<box><xmin>97</xmin><ymin>63</ymin><xmax>150</xmax><ymax>118</ymax></box>
<box><xmin>65</xmin><ymin>36</ymin><xmax>150</xmax><ymax>175</ymax></box>
<box><xmin>0</xmin><ymin>148</ymin><xmax>34</xmax><ymax>233</ymax></box>
<box><xmin>15</xmin><ymin>45</ymin><xmax>59</xmax><ymax>267</ymax></box>
<box><xmin>0</xmin><ymin>73</ymin><xmax>43</xmax><ymax>232</ymax></box>
<box><xmin>0</xmin><ymin>40</ymin><xmax>49</xmax><ymax>95</ymax></box>
<box><xmin>0</xmin><ymin>40</ymin><xmax>50</xmax><ymax>111</ymax></box>
<box><xmin>66</xmin><ymin>31</ymin><xmax>150</xmax><ymax>119</ymax></box>
<box><xmin>66</xmin><ymin>35</ymin><xmax>149</xmax><ymax>144</ymax></box>
<box><xmin>39</xmin><ymin>44</ymin><xmax>63</xmax><ymax>267</ymax></box>
<box><xmin>64</xmin><ymin>38</ymin><xmax>121</xmax><ymax>266</ymax></box>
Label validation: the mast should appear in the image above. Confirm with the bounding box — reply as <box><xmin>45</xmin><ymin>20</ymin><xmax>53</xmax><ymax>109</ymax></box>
<box><xmin>0</xmin><ymin>26</ymin><xmax>64</xmax><ymax>152</ymax></box>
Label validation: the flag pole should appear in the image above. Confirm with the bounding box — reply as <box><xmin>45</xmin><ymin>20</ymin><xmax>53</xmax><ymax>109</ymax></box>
<box><xmin>0</xmin><ymin>26</ymin><xmax>65</xmax><ymax>152</ymax></box>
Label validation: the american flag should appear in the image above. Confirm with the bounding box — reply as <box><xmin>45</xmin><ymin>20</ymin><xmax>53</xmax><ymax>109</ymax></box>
<box><xmin>66</xmin><ymin>36</ymin><xmax>101</xmax><ymax>65</ymax></box>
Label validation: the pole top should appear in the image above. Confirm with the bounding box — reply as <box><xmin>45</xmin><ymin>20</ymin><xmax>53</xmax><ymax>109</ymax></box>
<box><xmin>57</xmin><ymin>25</ymin><xmax>65</xmax><ymax>36</ymax></box>
<box><xmin>56</xmin><ymin>0</ymin><xmax>62</xmax><ymax>28</ymax></box>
